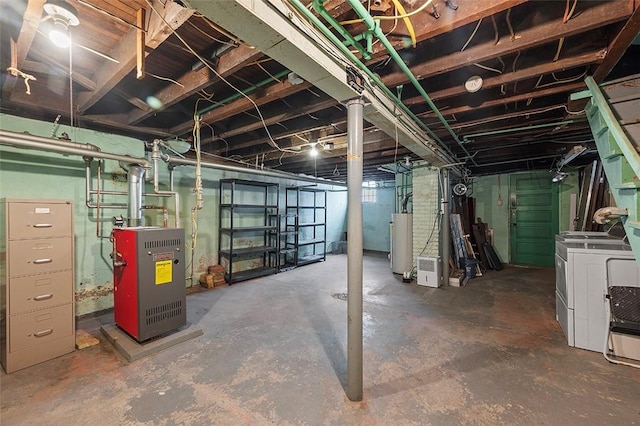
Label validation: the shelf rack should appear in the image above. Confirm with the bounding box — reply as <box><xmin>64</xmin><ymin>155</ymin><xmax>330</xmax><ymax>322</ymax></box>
<box><xmin>285</xmin><ymin>186</ymin><xmax>327</xmax><ymax>267</ymax></box>
<box><xmin>218</xmin><ymin>179</ymin><xmax>279</xmax><ymax>284</ymax></box>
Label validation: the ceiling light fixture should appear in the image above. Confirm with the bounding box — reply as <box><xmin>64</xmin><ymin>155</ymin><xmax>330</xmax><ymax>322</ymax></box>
<box><xmin>43</xmin><ymin>0</ymin><xmax>80</xmax><ymax>48</ymax></box>
<box><xmin>464</xmin><ymin>75</ymin><xmax>483</xmax><ymax>93</ymax></box>
<box><xmin>309</xmin><ymin>143</ymin><xmax>318</xmax><ymax>157</ymax></box>
<box><xmin>552</xmin><ymin>171</ymin><xmax>569</xmax><ymax>183</ymax></box>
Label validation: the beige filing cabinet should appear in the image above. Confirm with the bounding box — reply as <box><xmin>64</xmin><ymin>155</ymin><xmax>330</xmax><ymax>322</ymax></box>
<box><xmin>1</xmin><ymin>199</ymin><xmax>75</xmax><ymax>373</ymax></box>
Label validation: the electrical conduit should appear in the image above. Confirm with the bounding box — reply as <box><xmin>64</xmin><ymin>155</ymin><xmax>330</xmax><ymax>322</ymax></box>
<box><xmin>339</xmin><ymin>0</ymin><xmax>475</xmax><ymax>164</ymax></box>
<box><xmin>286</xmin><ymin>0</ymin><xmax>457</xmax><ymax>163</ymax></box>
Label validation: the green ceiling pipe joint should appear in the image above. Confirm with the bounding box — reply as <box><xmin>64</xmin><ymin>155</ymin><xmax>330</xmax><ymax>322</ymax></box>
<box><xmin>197</xmin><ymin>69</ymin><xmax>291</xmax><ymax>116</ymax></box>
<box><xmin>343</xmin><ymin>0</ymin><xmax>474</xmax><ymax>164</ymax></box>
<box><xmin>312</xmin><ymin>0</ymin><xmax>372</xmax><ymax>60</ymax></box>
<box><xmin>287</xmin><ymin>0</ymin><xmax>457</xmax><ymax>161</ymax></box>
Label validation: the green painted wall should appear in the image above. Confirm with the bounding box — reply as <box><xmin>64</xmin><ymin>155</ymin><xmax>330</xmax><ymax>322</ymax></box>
<box><xmin>559</xmin><ymin>171</ymin><xmax>579</xmax><ymax>231</ymax></box>
<box><xmin>0</xmin><ymin>114</ymin><xmax>347</xmax><ymax>316</ymax></box>
<box><xmin>474</xmin><ymin>174</ymin><xmax>510</xmax><ymax>263</ymax></box>
<box><xmin>474</xmin><ymin>171</ymin><xmax>578</xmax><ymax>263</ymax></box>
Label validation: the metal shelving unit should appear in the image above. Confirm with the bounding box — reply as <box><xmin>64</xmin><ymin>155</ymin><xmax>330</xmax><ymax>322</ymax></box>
<box><xmin>285</xmin><ymin>186</ymin><xmax>326</xmax><ymax>267</ymax></box>
<box><xmin>218</xmin><ymin>179</ymin><xmax>278</xmax><ymax>284</ymax></box>
<box><xmin>270</xmin><ymin>211</ymin><xmax>298</xmax><ymax>272</ymax></box>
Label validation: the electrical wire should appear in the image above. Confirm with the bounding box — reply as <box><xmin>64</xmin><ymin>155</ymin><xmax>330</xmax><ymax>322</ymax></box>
<box><xmin>193</xmin><ymin>12</ymin><xmax>253</xmax><ymax>48</ymax></box>
<box><xmin>186</xmin><ymin>20</ymin><xmax>236</xmax><ymax>46</ymax></box>
<box><xmin>340</xmin><ymin>0</ymin><xmax>434</xmax><ymax>24</ymax></box>
<box><xmin>145</xmin><ymin>0</ymin><xmax>300</xmax><ymax>154</ymax></box>
<box><xmin>506</xmin><ymin>8</ymin><xmax>515</xmax><ymax>41</ymax></box>
<box><xmin>461</xmin><ymin>18</ymin><xmax>483</xmax><ymax>52</ymax></box>
<box><xmin>473</xmin><ymin>62</ymin><xmax>503</xmax><ymax>74</ymax></box>
<box><xmin>147</xmin><ymin>72</ymin><xmax>185</xmax><ymax>88</ymax></box>
<box><xmin>389</xmin><ymin>0</ymin><xmax>417</xmax><ymax>48</ymax></box>
<box><xmin>563</xmin><ymin>0</ymin><xmax>578</xmax><ymax>23</ymax></box>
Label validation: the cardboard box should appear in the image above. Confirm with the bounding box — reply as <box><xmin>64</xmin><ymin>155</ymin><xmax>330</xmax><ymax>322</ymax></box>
<box><xmin>449</xmin><ymin>270</ymin><xmax>466</xmax><ymax>287</ymax></box>
<box><xmin>609</xmin><ymin>332</ymin><xmax>640</xmax><ymax>362</ymax></box>
<box><xmin>200</xmin><ymin>273</ymin><xmax>226</xmax><ymax>288</ymax></box>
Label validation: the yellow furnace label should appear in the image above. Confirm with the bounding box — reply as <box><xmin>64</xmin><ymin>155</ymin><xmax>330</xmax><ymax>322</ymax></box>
<box><xmin>155</xmin><ymin>260</ymin><xmax>172</xmax><ymax>285</ymax></box>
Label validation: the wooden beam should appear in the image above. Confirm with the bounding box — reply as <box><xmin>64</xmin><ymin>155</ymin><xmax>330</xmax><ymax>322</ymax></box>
<box><xmin>404</xmin><ymin>49</ymin><xmax>606</xmax><ymax>106</ymax></box>
<box><xmin>215</xmin><ymin>99</ymin><xmax>339</xmax><ymax>140</ymax></box>
<box><xmin>382</xmin><ymin>0</ymin><xmax>633</xmax><ymax>88</ymax></box>
<box><xmin>592</xmin><ymin>4</ymin><xmax>640</xmax><ymax>82</ymax></box>
<box><xmin>24</xmin><ymin>51</ymin><xmax>96</xmax><ymax>91</ymax></box>
<box><xmin>76</xmin><ymin>0</ymin><xmax>193</xmax><ymax>114</ymax></box>
<box><xmin>128</xmin><ymin>45</ymin><xmax>263</xmax><ymax>125</ymax></box>
<box><xmin>136</xmin><ymin>8</ymin><xmax>145</xmax><ymax>80</ymax></box>
<box><xmin>2</xmin><ymin>0</ymin><xmax>46</xmax><ymax>98</ymax></box>
<box><xmin>113</xmin><ymin>88</ymin><xmax>152</xmax><ymax>112</ymax></box>
<box><xmin>419</xmin><ymin>82</ymin><xmax>586</xmax><ymax>118</ymax></box>
<box><xmin>170</xmin><ymin>80</ymin><xmax>313</xmax><ymax>136</ymax></box>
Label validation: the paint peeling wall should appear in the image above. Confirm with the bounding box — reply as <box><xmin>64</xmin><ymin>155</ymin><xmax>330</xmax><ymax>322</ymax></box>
<box><xmin>0</xmin><ymin>114</ymin><xmax>348</xmax><ymax>316</ymax></box>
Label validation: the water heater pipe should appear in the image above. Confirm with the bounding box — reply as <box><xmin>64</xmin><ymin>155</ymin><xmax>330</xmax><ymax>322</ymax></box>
<box><xmin>401</xmin><ymin>192</ymin><xmax>413</xmax><ymax>213</ymax></box>
<box><xmin>152</xmin><ymin>141</ymin><xmax>181</xmax><ymax>228</ymax></box>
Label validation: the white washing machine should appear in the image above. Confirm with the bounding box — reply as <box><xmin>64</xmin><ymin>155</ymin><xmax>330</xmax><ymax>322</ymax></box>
<box><xmin>555</xmin><ymin>240</ymin><xmax>640</xmax><ymax>352</ymax></box>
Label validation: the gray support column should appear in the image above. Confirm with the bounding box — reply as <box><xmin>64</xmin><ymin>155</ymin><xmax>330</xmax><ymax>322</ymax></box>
<box><xmin>346</xmin><ymin>98</ymin><xmax>364</xmax><ymax>402</ymax></box>
<box><xmin>441</xmin><ymin>169</ymin><xmax>450</xmax><ymax>286</ymax></box>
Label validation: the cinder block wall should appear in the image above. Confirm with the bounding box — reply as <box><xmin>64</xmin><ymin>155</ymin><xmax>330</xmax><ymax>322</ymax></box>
<box><xmin>412</xmin><ymin>164</ymin><xmax>440</xmax><ymax>264</ymax></box>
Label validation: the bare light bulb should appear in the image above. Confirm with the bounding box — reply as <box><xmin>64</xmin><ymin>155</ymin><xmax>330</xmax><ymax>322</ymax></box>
<box><xmin>49</xmin><ymin>22</ymin><xmax>70</xmax><ymax>48</ymax></box>
<box><xmin>309</xmin><ymin>144</ymin><xmax>318</xmax><ymax>157</ymax></box>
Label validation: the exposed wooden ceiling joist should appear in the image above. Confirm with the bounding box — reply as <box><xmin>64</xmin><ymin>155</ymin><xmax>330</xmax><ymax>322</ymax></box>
<box><xmin>76</xmin><ymin>0</ymin><xmax>193</xmax><ymax>114</ymax></box>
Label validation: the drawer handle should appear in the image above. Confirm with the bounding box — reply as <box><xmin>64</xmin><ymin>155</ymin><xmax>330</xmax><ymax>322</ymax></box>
<box><xmin>34</xmin><ymin>329</ymin><xmax>53</xmax><ymax>338</ymax></box>
<box><xmin>33</xmin><ymin>223</ymin><xmax>53</xmax><ymax>228</ymax></box>
<box><xmin>34</xmin><ymin>294</ymin><xmax>53</xmax><ymax>301</ymax></box>
<box><xmin>33</xmin><ymin>258</ymin><xmax>53</xmax><ymax>264</ymax></box>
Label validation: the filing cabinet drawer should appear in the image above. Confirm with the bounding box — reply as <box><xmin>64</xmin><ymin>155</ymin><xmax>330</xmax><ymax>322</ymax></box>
<box><xmin>8</xmin><ymin>201</ymin><xmax>72</xmax><ymax>240</ymax></box>
<box><xmin>9</xmin><ymin>270</ymin><xmax>73</xmax><ymax>314</ymax></box>
<box><xmin>9</xmin><ymin>304</ymin><xmax>73</xmax><ymax>353</ymax></box>
<box><xmin>8</xmin><ymin>237</ymin><xmax>72</xmax><ymax>277</ymax></box>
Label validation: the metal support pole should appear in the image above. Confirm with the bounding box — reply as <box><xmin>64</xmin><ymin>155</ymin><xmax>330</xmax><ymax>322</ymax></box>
<box><xmin>441</xmin><ymin>169</ymin><xmax>450</xmax><ymax>287</ymax></box>
<box><xmin>346</xmin><ymin>98</ymin><xmax>364</xmax><ymax>401</ymax></box>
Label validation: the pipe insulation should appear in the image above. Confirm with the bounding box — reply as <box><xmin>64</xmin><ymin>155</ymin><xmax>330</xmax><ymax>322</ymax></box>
<box><xmin>128</xmin><ymin>165</ymin><xmax>145</xmax><ymax>227</ymax></box>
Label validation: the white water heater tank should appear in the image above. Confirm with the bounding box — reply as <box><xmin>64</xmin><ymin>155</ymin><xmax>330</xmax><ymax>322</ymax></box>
<box><xmin>391</xmin><ymin>213</ymin><xmax>413</xmax><ymax>274</ymax></box>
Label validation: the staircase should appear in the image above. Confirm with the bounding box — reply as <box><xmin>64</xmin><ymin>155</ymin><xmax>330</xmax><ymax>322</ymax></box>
<box><xmin>583</xmin><ymin>75</ymin><xmax>640</xmax><ymax>263</ymax></box>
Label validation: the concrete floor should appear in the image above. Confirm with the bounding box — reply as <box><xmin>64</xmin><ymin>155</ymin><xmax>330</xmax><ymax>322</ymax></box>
<box><xmin>2</xmin><ymin>253</ymin><xmax>639</xmax><ymax>425</ymax></box>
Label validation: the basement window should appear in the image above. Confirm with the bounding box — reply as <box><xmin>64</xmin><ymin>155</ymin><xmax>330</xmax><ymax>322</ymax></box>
<box><xmin>362</xmin><ymin>181</ymin><xmax>377</xmax><ymax>203</ymax></box>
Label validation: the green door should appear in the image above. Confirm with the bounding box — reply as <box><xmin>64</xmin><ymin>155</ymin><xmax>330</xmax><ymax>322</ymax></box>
<box><xmin>509</xmin><ymin>172</ymin><xmax>559</xmax><ymax>267</ymax></box>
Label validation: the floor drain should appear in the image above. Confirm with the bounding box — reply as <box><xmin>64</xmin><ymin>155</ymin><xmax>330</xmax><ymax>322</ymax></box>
<box><xmin>331</xmin><ymin>293</ymin><xmax>348</xmax><ymax>301</ymax></box>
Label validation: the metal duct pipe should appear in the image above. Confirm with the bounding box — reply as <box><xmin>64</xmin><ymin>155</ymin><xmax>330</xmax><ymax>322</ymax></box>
<box><xmin>441</xmin><ymin>169</ymin><xmax>450</xmax><ymax>287</ymax></box>
<box><xmin>128</xmin><ymin>165</ymin><xmax>145</xmax><ymax>227</ymax></box>
<box><xmin>152</xmin><ymin>142</ymin><xmax>181</xmax><ymax>228</ymax></box>
<box><xmin>0</xmin><ymin>129</ymin><xmax>149</xmax><ymax>167</ymax></box>
<box><xmin>84</xmin><ymin>159</ymin><xmax>127</xmax><ymax>209</ymax></box>
<box><xmin>166</xmin><ymin>156</ymin><xmax>347</xmax><ymax>187</ymax></box>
